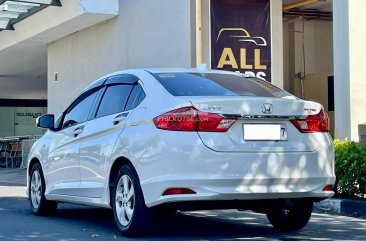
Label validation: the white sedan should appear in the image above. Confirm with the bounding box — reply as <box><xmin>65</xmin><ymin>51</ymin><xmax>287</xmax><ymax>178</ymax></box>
<box><xmin>27</xmin><ymin>68</ymin><xmax>335</xmax><ymax>236</ymax></box>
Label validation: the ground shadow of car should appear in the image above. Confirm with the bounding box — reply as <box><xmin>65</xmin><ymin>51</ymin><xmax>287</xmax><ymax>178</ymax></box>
<box><xmin>2</xmin><ymin>196</ymin><xmax>365</xmax><ymax>240</ymax></box>
<box><xmin>53</xmin><ymin>205</ymin><xmax>276</xmax><ymax>239</ymax></box>
<box><xmin>52</xmin><ymin>206</ymin><xmax>366</xmax><ymax>240</ymax></box>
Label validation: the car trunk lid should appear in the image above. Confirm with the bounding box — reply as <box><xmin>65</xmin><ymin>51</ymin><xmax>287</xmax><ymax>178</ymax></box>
<box><xmin>182</xmin><ymin>96</ymin><xmax>324</xmax><ymax>153</ymax></box>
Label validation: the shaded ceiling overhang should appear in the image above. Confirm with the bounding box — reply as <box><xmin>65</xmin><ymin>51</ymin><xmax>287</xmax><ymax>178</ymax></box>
<box><xmin>0</xmin><ymin>0</ymin><xmax>61</xmax><ymax>31</ymax></box>
<box><xmin>282</xmin><ymin>0</ymin><xmax>333</xmax><ymax>21</ymax></box>
<box><xmin>0</xmin><ymin>0</ymin><xmax>119</xmax><ymax>52</ymax></box>
<box><xmin>0</xmin><ymin>0</ymin><xmax>119</xmax><ymax>97</ymax></box>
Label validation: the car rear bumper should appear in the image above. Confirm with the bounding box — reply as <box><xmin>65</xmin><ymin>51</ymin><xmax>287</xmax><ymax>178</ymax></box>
<box><xmin>153</xmin><ymin>197</ymin><xmax>330</xmax><ymax>212</ymax></box>
<box><xmin>138</xmin><ymin>132</ymin><xmax>335</xmax><ymax>208</ymax></box>
<box><xmin>143</xmin><ymin>177</ymin><xmax>335</xmax><ymax>207</ymax></box>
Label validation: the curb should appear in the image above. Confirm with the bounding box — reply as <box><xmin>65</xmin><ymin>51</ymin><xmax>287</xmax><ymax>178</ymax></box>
<box><xmin>314</xmin><ymin>198</ymin><xmax>366</xmax><ymax>218</ymax></box>
<box><xmin>0</xmin><ymin>182</ymin><xmax>25</xmax><ymax>187</ymax></box>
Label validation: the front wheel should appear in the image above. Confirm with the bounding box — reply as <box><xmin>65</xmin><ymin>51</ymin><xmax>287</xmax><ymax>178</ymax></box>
<box><xmin>29</xmin><ymin>163</ymin><xmax>57</xmax><ymax>215</ymax></box>
<box><xmin>266</xmin><ymin>201</ymin><xmax>313</xmax><ymax>231</ymax></box>
<box><xmin>112</xmin><ymin>164</ymin><xmax>153</xmax><ymax>237</ymax></box>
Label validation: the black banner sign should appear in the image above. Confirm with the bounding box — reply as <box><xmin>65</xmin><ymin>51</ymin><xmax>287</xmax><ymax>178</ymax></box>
<box><xmin>211</xmin><ymin>0</ymin><xmax>271</xmax><ymax>82</ymax></box>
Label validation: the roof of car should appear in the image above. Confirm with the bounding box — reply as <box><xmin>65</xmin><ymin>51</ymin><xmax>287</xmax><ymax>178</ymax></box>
<box><xmin>82</xmin><ymin>68</ymin><xmax>248</xmax><ymax>94</ymax></box>
<box><xmin>144</xmin><ymin>67</ymin><xmax>244</xmax><ymax>76</ymax></box>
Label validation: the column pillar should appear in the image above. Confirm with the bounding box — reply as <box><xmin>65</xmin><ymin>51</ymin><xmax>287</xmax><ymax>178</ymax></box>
<box><xmin>333</xmin><ymin>0</ymin><xmax>366</xmax><ymax>140</ymax></box>
<box><xmin>271</xmin><ymin>0</ymin><xmax>284</xmax><ymax>89</ymax></box>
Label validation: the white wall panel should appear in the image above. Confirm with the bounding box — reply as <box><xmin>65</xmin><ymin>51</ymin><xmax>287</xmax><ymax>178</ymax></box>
<box><xmin>48</xmin><ymin>0</ymin><xmax>194</xmax><ymax>116</ymax></box>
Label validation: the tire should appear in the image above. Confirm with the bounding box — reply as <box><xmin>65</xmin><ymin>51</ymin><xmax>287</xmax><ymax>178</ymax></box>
<box><xmin>266</xmin><ymin>201</ymin><xmax>313</xmax><ymax>231</ymax></box>
<box><xmin>112</xmin><ymin>164</ymin><xmax>153</xmax><ymax>237</ymax></box>
<box><xmin>29</xmin><ymin>163</ymin><xmax>57</xmax><ymax>215</ymax></box>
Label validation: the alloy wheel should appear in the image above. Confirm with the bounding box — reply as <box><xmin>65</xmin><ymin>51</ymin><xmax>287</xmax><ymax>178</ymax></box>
<box><xmin>115</xmin><ymin>174</ymin><xmax>135</xmax><ymax>226</ymax></box>
<box><xmin>30</xmin><ymin>170</ymin><xmax>42</xmax><ymax>210</ymax></box>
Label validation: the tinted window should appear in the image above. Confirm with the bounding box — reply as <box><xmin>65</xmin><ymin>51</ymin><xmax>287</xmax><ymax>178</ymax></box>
<box><xmin>137</xmin><ymin>90</ymin><xmax>146</xmax><ymax>105</ymax></box>
<box><xmin>62</xmin><ymin>90</ymin><xmax>100</xmax><ymax>129</ymax></box>
<box><xmin>125</xmin><ymin>84</ymin><xmax>146</xmax><ymax>110</ymax></box>
<box><xmin>152</xmin><ymin>73</ymin><xmax>292</xmax><ymax>98</ymax></box>
<box><xmin>96</xmin><ymin>85</ymin><xmax>133</xmax><ymax>118</ymax></box>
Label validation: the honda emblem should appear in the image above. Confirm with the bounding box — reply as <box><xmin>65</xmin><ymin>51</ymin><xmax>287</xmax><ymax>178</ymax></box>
<box><xmin>262</xmin><ymin>103</ymin><xmax>273</xmax><ymax>114</ymax></box>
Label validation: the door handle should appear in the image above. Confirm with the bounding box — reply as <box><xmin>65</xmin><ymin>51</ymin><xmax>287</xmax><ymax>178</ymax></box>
<box><xmin>73</xmin><ymin>127</ymin><xmax>84</xmax><ymax>137</ymax></box>
<box><xmin>113</xmin><ymin>113</ymin><xmax>128</xmax><ymax>125</ymax></box>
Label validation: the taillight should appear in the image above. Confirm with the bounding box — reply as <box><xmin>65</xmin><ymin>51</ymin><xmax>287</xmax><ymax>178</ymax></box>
<box><xmin>153</xmin><ymin>106</ymin><xmax>236</xmax><ymax>132</ymax></box>
<box><xmin>291</xmin><ymin>109</ymin><xmax>330</xmax><ymax>133</ymax></box>
<box><xmin>153</xmin><ymin>107</ymin><xmax>197</xmax><ymax>131</ymax></box>
<box><xmin>197</xmin><ymin>111</ymin><xmax>236</xmax><ymax>132</ymax></box>
<box><xmin>322</xmin><ymin>185</ymin><xmax>334</xmax><ymax>191</ymax></box>
<box><xmin>162</xmin><ymin>188</ymin><xmax>196</xmax><ymax>196</ymax></box>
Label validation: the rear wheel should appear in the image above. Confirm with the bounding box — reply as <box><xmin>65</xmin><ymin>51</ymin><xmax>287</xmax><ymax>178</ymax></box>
<box><xmin>266</xmin><ymin>201</ymin><xmax>313</xmax><ymax>231</ymax></box>
<box><xmin>29</xmin><ymin>163</ymin><xmax>57</xmax><ymax>215</ymax></box>
<box><xmin>112</xmin><ymin>164</ymin><xmax>153</xmax><ymax>237</ymax></box>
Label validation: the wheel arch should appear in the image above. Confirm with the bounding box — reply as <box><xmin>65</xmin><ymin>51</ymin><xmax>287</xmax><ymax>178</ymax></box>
<box><xmin>108</xmin><ymin>156</ymin><xmax>138</xmax><ymax>205</ymax></box>
<box><xmin>28</xmin><ymin>157</ymin><xmax>41</xmax><ymax>175</ymax></box>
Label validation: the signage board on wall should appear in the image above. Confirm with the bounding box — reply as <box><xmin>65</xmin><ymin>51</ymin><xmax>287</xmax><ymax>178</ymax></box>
<box><xmin>211</xmin><ymin>0</ymin><xmax>272</xmax><ymax>82</ymax></box>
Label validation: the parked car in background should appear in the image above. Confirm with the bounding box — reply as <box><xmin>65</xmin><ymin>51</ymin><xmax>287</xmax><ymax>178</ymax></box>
<box><xmin>27</xmin><ymin>68</ymin><xmax>335</xmax><ymax>236</ymax></box>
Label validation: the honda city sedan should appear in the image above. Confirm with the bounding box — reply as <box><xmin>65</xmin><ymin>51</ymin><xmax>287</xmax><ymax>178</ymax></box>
<box><xmin>27</xmin><ymin>68</ymin><xmax>335</xmax><ymax>236</ymax></box>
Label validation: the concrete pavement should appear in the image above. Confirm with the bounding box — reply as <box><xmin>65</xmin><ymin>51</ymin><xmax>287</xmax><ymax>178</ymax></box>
<box><xmin>1</xmin><ymin>191</ymin><xmax>366</xmax><ymax>241</ymax></box>
<box><xmin>0</xmin><ymin>167</ymin><xmax>26</xmax><ymax>186</ymax></box>
<box><xmin>1</xmin><ymin>167</ymin><xmax>366</xmax><ymax>222</ymax></box>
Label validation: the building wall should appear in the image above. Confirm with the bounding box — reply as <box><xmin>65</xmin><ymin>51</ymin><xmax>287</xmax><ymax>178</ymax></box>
<box><xmin>48</xmin><ymin>0</ymin><xmax>194</xmax><ymax>116</ymax></box>
<box><xmin>283</xmin><ymin>20</ymin><xmax>333</xmax><ymax>93</ymax></box>
<box><xmin>348</xmin><ymin>0</ymin><xmax>366</xmax><ymax>140</ymax></box>
<box><xmin>294</xmin><ymin>20</ymin><xmax>333</xmax><ymax>76</ymax></box>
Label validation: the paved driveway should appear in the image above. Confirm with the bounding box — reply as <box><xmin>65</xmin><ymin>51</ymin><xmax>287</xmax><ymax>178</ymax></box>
<box><xmin>0</xmin><ymin>184</ymin><xmax>365</xmax><ymax>241</ymax></box>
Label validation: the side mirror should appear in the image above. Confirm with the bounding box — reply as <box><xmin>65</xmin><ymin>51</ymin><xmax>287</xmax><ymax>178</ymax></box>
<box><xmin>36</xmin><ymin>114</ymin><xmax>55</xmax><ymax>130</ymax></box>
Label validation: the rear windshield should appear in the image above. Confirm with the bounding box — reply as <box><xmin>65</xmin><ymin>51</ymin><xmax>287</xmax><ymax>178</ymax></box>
<box><xmin>152</xmin><ymin>72</ymin><xmax>292</xmax><ymax>98</ymax></box>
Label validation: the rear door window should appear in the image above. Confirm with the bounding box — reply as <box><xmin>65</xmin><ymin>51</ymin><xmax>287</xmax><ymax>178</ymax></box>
<box><xmin>96</xmin><ymin>85</ymin><xmax>133</xmax><ymax>118</ymax></box>
<box><xmin>152</xmin><ymin>73</ymin><xmax>292</xmax><ymax>98</ymax></box>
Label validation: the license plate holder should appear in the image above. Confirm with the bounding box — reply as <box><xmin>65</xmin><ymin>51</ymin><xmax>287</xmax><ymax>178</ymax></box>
<box><xmin>243</xmin><ymin>124</ymin><xmax>287</xmax><ymax>141</ymax></box>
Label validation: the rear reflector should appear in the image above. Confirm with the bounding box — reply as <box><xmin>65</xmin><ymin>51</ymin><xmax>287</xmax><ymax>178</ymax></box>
<box><xmin>153</xmin><ymin>106</ymin><xmax>236</xmax><ymax>132</ymax></box>
<box><xmin>322</xmin><ymin>185</ymin><xmax>334</xmax><ymax>191</ymax></box>
<box><xmin>162</xmin><ymin>188</ymin><xmax>196</xmax><ymax>196</ymax></box>
<box><xmin>291</xmin><ymin>109</ymin><xmax>330</xmax><ymax>133</ymax></box>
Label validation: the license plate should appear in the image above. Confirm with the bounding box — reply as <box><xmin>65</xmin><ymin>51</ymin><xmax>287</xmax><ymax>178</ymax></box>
<box><xmin>243</xmin><ymin>124</ymin><xmax>286</xmax><ymax>141</ymax></box>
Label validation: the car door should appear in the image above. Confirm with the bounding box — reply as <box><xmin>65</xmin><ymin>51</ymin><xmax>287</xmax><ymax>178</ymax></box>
<box><xmin>78</xmin><ymin>74</ymin><xmax>142</xmax><ymax>198</ymax></box>
<box><xmin>46</xmin><ymin>88</ymin><xmax>102</xmax><ymax>196</ymax></box>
